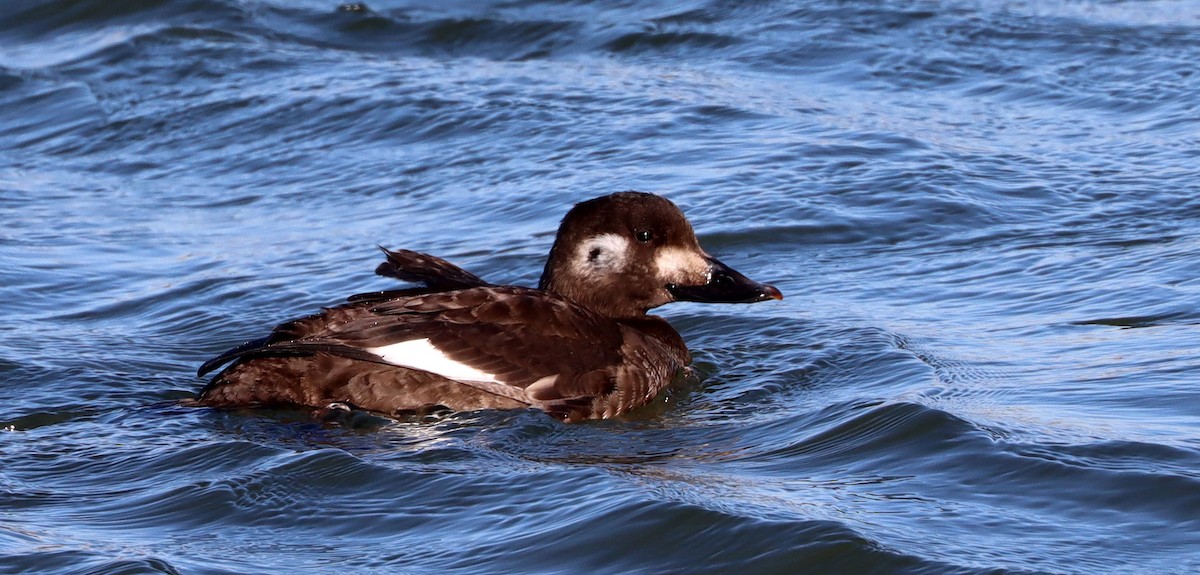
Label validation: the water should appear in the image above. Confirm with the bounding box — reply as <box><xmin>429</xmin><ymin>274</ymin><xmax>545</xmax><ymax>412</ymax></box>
<box><xmin>2</xmin><ymin>0</ymin><xmax>1199</xmax><ymax>573</ymax></box>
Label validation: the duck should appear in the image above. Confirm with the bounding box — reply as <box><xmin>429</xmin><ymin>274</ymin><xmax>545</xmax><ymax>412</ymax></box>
<box><xmin>193</xmin><ymin>191</ymin><xmax>782</xmax><ymax>422</ymax></box>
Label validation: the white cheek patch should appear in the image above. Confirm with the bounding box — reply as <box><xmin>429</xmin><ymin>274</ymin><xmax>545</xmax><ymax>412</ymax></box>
<box><xmin>654</xmin><ymin>247</ymin><xmax>710</xmax><ymax>283</ymax></box>
<box><xmin>573</xmin><ymin>233</ymin><xmax>630</xmax><ymax>275</ymax></box>
<box><xmin>366</xmin><ymin>338</ymin><xmax>501</xmax><ymax>383</ymax></box>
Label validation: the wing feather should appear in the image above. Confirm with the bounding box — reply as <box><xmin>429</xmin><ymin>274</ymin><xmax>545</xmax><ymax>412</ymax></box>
<box><xmin>201</xmin><ymin>286</ymin><xmax>629</xmax><ymax>403</ymax></box>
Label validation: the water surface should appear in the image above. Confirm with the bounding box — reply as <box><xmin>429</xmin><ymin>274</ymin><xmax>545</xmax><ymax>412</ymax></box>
<box><xmin>2</xmin><ymin>1</ymin><xmax>1199</xmax><ymax>573</ymax></box>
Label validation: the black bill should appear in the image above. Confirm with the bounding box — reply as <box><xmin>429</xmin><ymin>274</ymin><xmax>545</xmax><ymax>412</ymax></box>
<box><xmin>667</xmin><ymin>257</ymin><xmax>783</xmax><ymax>304</ymax></box>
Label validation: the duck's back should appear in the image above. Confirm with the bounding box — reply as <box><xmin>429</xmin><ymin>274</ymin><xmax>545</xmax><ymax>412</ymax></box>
<box><xmin>195</xmin><ymin>285</ymin><xmax>688</xmax><ymax>421</ymax></box>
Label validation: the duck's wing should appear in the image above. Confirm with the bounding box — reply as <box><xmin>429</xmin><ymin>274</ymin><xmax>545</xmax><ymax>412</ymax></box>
<box><xmin>196</xmin><ymin>298</ymin><xmax>385</xmax><ymax>378</ymax></box>
<box><xmin>199</xmin><ymin>287</ymin><xmax>677</xmax><ymax>419</ymax></box>
<box><xmin>305</xmin><ymin>287</ymin><xmax>627</xmax><ymax>395</ymax></box>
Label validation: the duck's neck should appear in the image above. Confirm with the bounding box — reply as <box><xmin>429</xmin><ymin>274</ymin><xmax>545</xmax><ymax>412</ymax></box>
<box><xmin>540</xmin><ymin>273</ymin><xmax>650</xmax><ymax>319</ymax></box>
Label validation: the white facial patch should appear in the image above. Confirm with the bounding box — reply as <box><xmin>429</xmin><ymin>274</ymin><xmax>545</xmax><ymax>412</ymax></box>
<box><xmin>572</xmin><ymin>233</ymin><xmax>630</xmax><ymax>276</ymax></box>
<box><xmin>366</xmin><ymin>338</ymin><xmax>500</xmax><ymax>383</ymax></box>
<box><xmin>654</xmin><ymin>247</ymin><xmax>710</xmax><ymax>284</ymax></box>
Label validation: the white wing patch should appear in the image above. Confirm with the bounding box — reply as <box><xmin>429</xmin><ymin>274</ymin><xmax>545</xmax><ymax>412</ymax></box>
<box><xmin>524</xmin><ymin>374</ymin><xmax>560</xmax><ymax>399</ymax></box>
<box><xmin>366</xmin><ymin>338</ymin><xmax>501</xmax><ymax>383</ymax></box>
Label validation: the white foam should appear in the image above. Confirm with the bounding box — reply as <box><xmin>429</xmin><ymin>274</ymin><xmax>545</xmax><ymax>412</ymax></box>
<box><xmin>366</xmin><ymin>338</ymin><xmax>501</xmax><ymax>383</ymax></box>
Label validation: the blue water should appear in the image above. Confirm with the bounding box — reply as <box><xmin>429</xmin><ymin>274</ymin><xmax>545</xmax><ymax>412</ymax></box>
<box><xmin>3</xmin><ymin>1</ymin><xmax>1200</xmax><ymax>573</ymax></box>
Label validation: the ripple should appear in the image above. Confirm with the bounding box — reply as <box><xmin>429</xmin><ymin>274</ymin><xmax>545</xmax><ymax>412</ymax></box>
<box><xmin>1070</xmin><ymin>311</ymin><xmax>1200</xmax><ymax>329</ymax></box>
<box><xmin>0</xmin><ymin>550</ymin><xmax>183</xmax><ymax>575</ymax></box>
<box><xmin>0</xmin><ymin>407</ymin><xmax>102</xmax><ymax>432</ymax></box>
<box><xmin>736</xmin><ymin>401</ymin><xmax>981</xmax><ymax>470</ymax></box>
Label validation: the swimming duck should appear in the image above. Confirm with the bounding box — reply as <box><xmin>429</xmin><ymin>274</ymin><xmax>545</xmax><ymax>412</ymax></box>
<box><xmin>194</xmin><ymin>192</ymin><xmax>781</xmax><ymax>422</ymax></box>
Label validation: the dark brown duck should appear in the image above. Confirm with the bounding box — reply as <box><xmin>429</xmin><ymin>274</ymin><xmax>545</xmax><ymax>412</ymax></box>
<box><xmin>194</xmin><ymin>192</ymin><xmax>782</xmax><ymax>422</ymax></box>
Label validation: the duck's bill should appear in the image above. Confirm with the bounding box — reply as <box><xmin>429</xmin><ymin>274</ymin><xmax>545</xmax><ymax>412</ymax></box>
<box><xmin>667</xmin><ymin>257</ymin><xmax>783</xmax><ymax>304</ymax></box>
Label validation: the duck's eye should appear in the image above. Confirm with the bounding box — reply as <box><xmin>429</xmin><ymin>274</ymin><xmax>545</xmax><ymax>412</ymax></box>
<box><xmin>635</xmin><ymin>230</ymin><xmax>653</xmax><ymax>243</ymax></box>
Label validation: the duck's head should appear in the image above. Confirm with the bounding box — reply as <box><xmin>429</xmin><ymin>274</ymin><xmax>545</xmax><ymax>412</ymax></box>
<box><xmin>539</xmin><ymin>191</ymin><xmax>782</xmax><ymax>318</ymax></box>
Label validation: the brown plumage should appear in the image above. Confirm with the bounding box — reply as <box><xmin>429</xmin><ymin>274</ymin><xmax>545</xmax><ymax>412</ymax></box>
<box><xmin>194</xmin><ymin>192</ymin><xmax>781</xmax><ymax>422</ymax></box>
